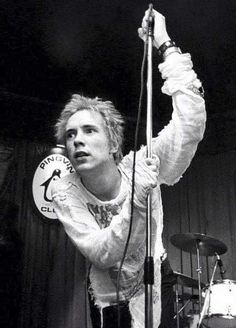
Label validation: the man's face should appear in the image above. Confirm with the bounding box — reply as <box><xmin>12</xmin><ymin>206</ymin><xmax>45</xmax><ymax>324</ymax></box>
<box><xmin>65</xmin><ymin>110</ymin><xmax>114</xmax><ymax>175</ymax></box>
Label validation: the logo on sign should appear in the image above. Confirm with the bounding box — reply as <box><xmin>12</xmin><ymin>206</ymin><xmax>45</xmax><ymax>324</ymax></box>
<box><xmin>32</xmin><ymin>154</ymin><xmax>75</xmax><ymax>219</ymax></box>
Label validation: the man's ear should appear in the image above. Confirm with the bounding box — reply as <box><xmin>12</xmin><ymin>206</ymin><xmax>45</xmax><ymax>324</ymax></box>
<box><xmin>109</xmin><ymin>140</ymin><xmax>118</xmax><ymax>154</ymax></box>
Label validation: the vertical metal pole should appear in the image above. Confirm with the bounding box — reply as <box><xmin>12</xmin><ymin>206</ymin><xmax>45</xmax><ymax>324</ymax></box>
<box><xmin>175</xmin><ymin>286</ymin><xmax>180</xmax><ymax>328</ymax></box>
<box><xmin>198</xmin><ymin>256</ymin><xmax>218</xmax><ymax>327</ymax></box>
<box><xmin>196</xmin><ymin>241</ymin><xmax>202</xmax><ymax>314</ymax></box>
<box><xmin>145</xmin><ymin>5</ymin><xmax>154</xmax><ymax>328</ymax></box>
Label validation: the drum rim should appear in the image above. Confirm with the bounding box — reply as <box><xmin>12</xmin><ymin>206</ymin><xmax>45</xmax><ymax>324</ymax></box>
<box><xmin>203</xmin><ymin>279</ymin><xmax>236</xmax><ymax>289</ymax></box>
<box><xmin>213</xmin><ymin>279</ymin><xmax>236</xmax><ymax>284</ymax></box>
<box><xmin>203</xmin><ymin>313</ymin><xmax>236</xmax><ymax>320</ymax></box>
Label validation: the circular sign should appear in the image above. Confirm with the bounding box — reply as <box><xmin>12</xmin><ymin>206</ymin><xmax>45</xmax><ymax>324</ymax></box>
<box><xmin>32</xmin><ymin>153</ymin><xmax>75</xmax><ymax>219</ymax></box>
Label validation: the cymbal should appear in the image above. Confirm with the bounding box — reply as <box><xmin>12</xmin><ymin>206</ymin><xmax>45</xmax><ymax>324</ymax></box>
<box><xmin>174</xmin><ymin>271</ymin><xmax>205</xmax><ymax>289</ymax></box>
<box><xmin>170</xmin><ymin>233</ymin><xmax>227</xmax><ymax>256</ymax></box>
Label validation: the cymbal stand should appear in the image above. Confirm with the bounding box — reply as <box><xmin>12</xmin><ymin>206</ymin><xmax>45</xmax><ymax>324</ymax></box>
<box><xmin>174</xmin><ymin>287</ymin><xmax>192</xmax><ymax>328</ymax></box>
<box><xmin>197</xmin><ymin>254</ymin><xmax>218</xmax><ymax>327</ymax></box>
<box><xmin>174</xmin><ymin>286</ymin><xmax>180</xmax><ymax>328</ymax></box>
<box><xmin>195</xmin><ymin>240</ymin><xmax>202</xmax><ymax>315</ymax></box>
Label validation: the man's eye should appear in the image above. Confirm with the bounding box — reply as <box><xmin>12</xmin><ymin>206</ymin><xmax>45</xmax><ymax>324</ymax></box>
<box><xmin>66</xmin><ymin>132</ymin><xmax>75</xmax><ymax>139</ymax></box>
<box><xmin>86</xmin><ymin>128</ymin><xmax>95</xmax><ymax>134</ymax></box>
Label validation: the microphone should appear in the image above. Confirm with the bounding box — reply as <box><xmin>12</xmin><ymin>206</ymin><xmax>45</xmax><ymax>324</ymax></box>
<box><xmin>216</xmin><ymin>253</ymin><xmax>226</xmax><ymax>279</ymax></box>
<box><xmin>147</xmin><ymin>4</ymin><xmax>154</xmax><ymax>36</ymax></box>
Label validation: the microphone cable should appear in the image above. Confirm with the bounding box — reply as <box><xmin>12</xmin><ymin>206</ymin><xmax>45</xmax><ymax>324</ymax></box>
<box><xmin>116</xmin><ymin>32</ymin><xmax>149</xmax><ymax>328</ymax></box>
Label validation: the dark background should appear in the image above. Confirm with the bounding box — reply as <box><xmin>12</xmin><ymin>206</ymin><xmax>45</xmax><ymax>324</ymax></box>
<box><xmin>0</xmin><ymin>2</ymin><xmax>235</xmax><ymax>327</ymax></box>
<box><xmin>0</xmin><ymin>0</ymin><xmax>235</xmax><ymax>153</ymax></box>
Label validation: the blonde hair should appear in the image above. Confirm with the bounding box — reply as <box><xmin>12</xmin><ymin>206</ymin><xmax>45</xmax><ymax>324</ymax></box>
<box><xmin>55</xmin><ymin>94</ymin><xmax>125</xmax><ymax>164</ymax></box>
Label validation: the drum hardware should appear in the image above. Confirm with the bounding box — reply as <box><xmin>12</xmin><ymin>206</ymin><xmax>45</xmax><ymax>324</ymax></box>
<box><xmin>174</xmin><ymin>284</ymin><xmax>192</xmax><ymax>328</ymax></box>
<box><xmin>198</xmin><ymin>252</ymin><xmax>219</xmax><ymax>327</ymax></box>
<box><xmin>174</xmin><ymin>294</ymin><xmax>191</xmax><ymax>319</ymax></box>
<box><xmin>173</xmin><ymin>271</ymin><xmax>206</xmax><ymax>290</ymax></box>
<box><xmin>170</xmin><ymin>233</ymin><xmax>228</xmax><ymax>328</ymax></box>
<box><xmin>175</xmin><ymin>285</ymin><xmax>180</xmax><ymax>328</ymax></box>
<box><xmin>188</xmin><ymin>313</ymin><xmax>209</xmax><ymax>328</ymax></box>
<box><xmin>174</xmin><ymin>294</ymin><xmax>199</xmax><ymax>319</ymax></box>
<box><xmin>174</xmin><ymin>289</ymin><xmax>200</xmax><ymax>328</ymax></box>
<box><xmin>173</xmin><ymin>271</ymin><xmax>205</xmax><ymax>328</ymax></box>
<box><xmin>179</xmin><ymin>293</ymin><xmax>199</xmax><ymax>302</ymax></box>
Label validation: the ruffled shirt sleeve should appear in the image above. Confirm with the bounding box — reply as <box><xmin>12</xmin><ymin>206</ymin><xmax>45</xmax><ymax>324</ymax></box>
<box><xmin>150</xmin><ymin>52</ymin><xmax>206</xmax><ymax>185</ymax></box>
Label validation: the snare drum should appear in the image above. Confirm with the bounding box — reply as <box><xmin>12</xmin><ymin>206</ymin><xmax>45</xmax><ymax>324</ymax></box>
<box><xmin>202</xmin><ymin>279</ymin><xmax>236</xmax><ymax>328</ymax></box>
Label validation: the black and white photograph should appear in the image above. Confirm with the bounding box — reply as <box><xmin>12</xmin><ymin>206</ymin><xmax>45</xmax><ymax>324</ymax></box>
<box><xmin>0</xmin><ymin>1</ymin><xmax>235</xmax><ymax>327</ymax></box>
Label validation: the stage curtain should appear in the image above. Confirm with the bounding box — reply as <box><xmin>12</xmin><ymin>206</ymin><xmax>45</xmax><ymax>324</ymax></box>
<box><xmin>0</xmin><ymin>139</ymin><xmax>91</xmax><ymax>328</ymax></box>
<box><xmin>162</xmin><ymin>151</ymin><xmax>236</xmax><ymax>283</ymax></box>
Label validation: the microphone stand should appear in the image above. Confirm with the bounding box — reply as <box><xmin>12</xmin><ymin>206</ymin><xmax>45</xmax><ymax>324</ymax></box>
<box><xmin>144</xmin><ymin>5</ymin><xmax>154</xmax><ymax>328</ymax></box>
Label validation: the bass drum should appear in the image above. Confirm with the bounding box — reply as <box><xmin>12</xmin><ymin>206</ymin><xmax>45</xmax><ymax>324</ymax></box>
<box><xmin>202</xmin><ymin>279</ymin><xmax>236</xmax><ymax>328</ymax></box>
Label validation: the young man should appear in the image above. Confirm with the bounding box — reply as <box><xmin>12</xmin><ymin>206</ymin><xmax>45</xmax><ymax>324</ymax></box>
<box><xmin>52</xmin><ymin>9</ymin><xmax>206</xmax><ymax>328</ymax></box>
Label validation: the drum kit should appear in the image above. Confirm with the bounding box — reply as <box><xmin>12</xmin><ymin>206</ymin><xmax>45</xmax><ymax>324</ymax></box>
<box><xmin>170</xmin><ymin>232</ymin><xmax>236</xmax><ymax>328</ymax></box>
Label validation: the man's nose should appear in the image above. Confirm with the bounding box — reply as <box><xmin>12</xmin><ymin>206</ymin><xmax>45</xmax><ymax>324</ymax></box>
<box><xmin>73</xmin><ymin>132</ymin><xmax>85</xmax><ymax>147</ymax></box>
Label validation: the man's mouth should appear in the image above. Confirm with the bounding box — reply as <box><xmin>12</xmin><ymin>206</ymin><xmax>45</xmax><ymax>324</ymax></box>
<box><xmin>74</xmin><ymin>151</ymin><xmax>89</xmax><ymax>159</ymax></box>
